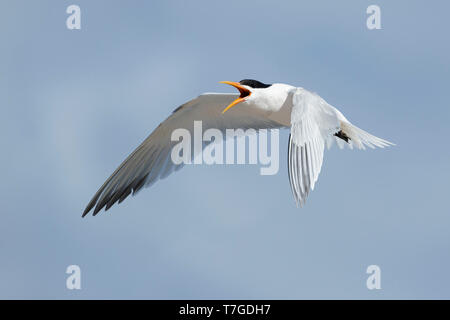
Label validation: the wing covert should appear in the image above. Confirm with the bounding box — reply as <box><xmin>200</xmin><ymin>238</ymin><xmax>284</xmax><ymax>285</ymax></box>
<box><xmin>83</xmin><ymin>93</ymin><xmax>282</xmax><ymax>216</ymax></box>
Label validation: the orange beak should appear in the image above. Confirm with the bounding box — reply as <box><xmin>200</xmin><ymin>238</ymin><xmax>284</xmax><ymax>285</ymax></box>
<box><xmin>220</xmin><ymin>81</ymin><xmax>251</xmax><ymax>114</ymax></box>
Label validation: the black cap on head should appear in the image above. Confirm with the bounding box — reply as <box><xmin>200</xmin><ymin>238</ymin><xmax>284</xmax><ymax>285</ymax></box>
<box><xmin>239</xmin><ymin>79</ymin><xmax>272</xmax><ymax>89</ymax></box>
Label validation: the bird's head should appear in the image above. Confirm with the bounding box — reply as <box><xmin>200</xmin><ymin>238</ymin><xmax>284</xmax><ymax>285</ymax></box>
<box><xmin>220</xmin><ymin>79</ymin><xmax>272</xmax><ymax>114</ymax></box>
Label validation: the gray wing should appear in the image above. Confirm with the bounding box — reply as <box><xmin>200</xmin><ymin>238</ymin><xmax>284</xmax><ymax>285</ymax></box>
<box><xmin>83</xmin><ymin>93</ymin><xmax>282</xmax><ymax>216</ymax></box>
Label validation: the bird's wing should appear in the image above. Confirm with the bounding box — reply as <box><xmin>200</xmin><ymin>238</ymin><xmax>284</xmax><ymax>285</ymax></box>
<box><xmin>288</xmin><ymin>88</ymin><xmax>394</xmax><ymax>206</ymax></box>
<box><xmin>330</xmin><ymin>120</ymin><xmax>394</xmax><ymax>150</ymax></box>
<box><xmin>288</xmin><ymin>88</ymin><xmax>340</xmax><ymax>206</ymax></box>
<box><xmin>83</xmin><ymin>93</ymin><xmax>282</xmax><ymax>216</ymax></box>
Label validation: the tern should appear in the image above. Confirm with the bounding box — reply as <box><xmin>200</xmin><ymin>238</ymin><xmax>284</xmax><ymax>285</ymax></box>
<box><xmin>83</xmin><ymin>79</ymin><xmax>393</xmax><ymax>216</ymax></box>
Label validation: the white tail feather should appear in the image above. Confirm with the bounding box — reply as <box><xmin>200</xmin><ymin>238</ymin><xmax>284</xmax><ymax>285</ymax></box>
<box><xmin>340</xmin><ymin>122</ymin><xmax>394</xmax><ymax>150</ymax></box>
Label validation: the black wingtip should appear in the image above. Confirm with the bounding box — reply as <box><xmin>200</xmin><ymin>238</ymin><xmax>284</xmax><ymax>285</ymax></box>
<box><xmin>82</xmin><ymin>207</ymin><xmax>91</xmax><ymax>218</ymax></box>
<box><xmin>92</xmin><ymin>206</ymin><xmax>102</xmax><ymax>216</ymax></box>
<box><xmin>82</xmin><ymin>197</ymin><xmax>100</xmax><ymax>218</ymax></box>
<box><xmin>81</xmin><ymin>203</ymin><xmax>103</xmax><ymax>217</ymax></box>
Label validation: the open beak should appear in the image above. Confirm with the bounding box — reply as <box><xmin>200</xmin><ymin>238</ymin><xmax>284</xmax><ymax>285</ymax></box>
<box><xmin>220</xmin><ymin>81</ymin><xmax>251</xmax><ymax>114</ymax></box>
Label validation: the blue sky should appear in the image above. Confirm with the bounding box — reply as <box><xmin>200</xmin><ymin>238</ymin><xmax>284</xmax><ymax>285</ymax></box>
<box><xmin>1</xmin><ymin>0</ymin><xmax>449</xmax><ymax>299</ymax></box>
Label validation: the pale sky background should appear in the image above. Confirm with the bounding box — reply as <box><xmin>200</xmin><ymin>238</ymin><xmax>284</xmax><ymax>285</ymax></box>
<box><xmin>1</xmin><ymin>0</ymin><xmax>449</xmax><ymax>299</ymax></box>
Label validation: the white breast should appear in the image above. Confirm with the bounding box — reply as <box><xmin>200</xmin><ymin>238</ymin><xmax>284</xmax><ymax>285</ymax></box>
<box><xmin>249</xmin><ymin>83</ymin><xmax>295</xmax><ymax>127</ymax></box>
